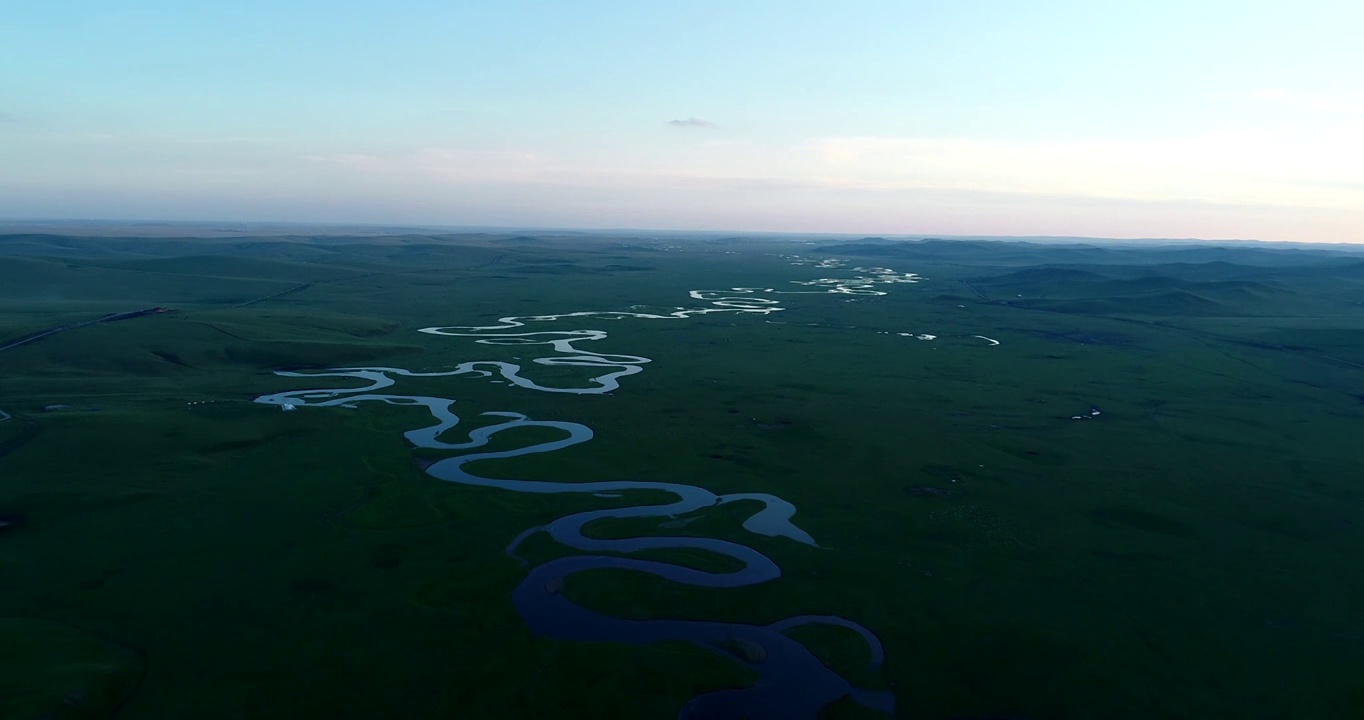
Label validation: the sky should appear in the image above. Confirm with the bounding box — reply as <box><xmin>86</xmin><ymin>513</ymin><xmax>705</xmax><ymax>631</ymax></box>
<box><xmin>2</xmin><ymin>0</ymin><xmax>1362</xmax><ymax>242</ymax></box>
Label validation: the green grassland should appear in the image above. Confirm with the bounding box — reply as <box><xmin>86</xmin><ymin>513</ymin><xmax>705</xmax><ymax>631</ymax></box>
<box><xmin>1</xmin><ymin>232</ymin><xmax>1362</xmax><ymax>719</ymax></box>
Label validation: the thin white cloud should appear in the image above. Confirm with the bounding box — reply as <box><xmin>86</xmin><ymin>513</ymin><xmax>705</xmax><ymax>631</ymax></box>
<box><xmin>1248</xmin><ymin>88</ymin><xmax>1364</xmax><ymax>114</ymax></box>
<box><xmin>667</xmin><ymin>117</ymin><xmax>717</xmax><ymax>128</ymax></box>
<box><xmin>39</xmin><ymin>123</ymin><xmax>1354</xmax><ymax>242</ymax></box>
<box><xmin>304</xmin><ymin>127</ymin><xmax>1364</xmax><ymax>215</ymax></box>
<box><xmin>307</xmin><ymin>147</ymin><xmax>547</xmax><ymax>181</ymax></box>
<box><xmin>797</xmin><ymin>130</ymin><xmax>1364</xmax><ymax>209</ymax></box>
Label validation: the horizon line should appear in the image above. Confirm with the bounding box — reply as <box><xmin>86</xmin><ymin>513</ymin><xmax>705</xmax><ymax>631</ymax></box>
<box><xmin>4</xmin><ymin>216</ymin><xmax>1358</xmax><ymax>247</ymax></box>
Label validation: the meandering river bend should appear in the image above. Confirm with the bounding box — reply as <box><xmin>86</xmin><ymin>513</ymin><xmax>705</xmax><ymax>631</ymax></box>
<box><xmin>254</xmin><ymin>273</ymin><xmax>917</xmax><ymax>718</ymax></box>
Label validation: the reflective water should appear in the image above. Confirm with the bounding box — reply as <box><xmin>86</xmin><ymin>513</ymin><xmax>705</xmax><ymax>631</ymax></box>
<box><xmin>255</xmin><ymin>284</ymin><xmax>902</xmax><ymax>718</ymax></box>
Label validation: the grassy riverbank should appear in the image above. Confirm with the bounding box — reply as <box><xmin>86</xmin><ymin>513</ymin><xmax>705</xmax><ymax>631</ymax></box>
<box><xmin>2</xmin><ymin>231</ymin><xmax>1362</xmax><ymax>719</ymax></box>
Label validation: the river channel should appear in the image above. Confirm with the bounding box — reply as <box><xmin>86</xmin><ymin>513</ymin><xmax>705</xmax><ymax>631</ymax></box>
<box><xmin>255</xmin><ymin>276</ymin><xmax>914</xmax><ymax>718</ymax></box>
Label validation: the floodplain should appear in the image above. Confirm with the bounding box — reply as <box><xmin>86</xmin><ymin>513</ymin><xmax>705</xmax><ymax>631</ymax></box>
<box><xmin>2</xmin><ymin>230</ymin><xmax>1362</xmax><ymax>719</ymax></box>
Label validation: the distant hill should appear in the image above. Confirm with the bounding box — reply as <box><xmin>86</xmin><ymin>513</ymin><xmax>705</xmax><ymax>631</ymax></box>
<box><xmin>491</xmin><ymin>235</ymin><xmax>543</xmax><ymax>244</ymax></box>
<box><xmin>974</xmin><ymin>267</ymin><xmax>1111</xmax><ymax>287</ymax></box>
<box><xmin>1018</xmin><ymin>290</ymin><xmax>1226</xmax><ymax>316</ymax></box>
<box><xmin>83</xmin><ymin>255</ymin><xmax>356</xmax><ymax>282</ymax></box>
<box><xmin>812</xmin><ymin>239</ymin><xmax>1361</xmax><ymax>268</ymax></box>
<box><xmin>967</xmin><ymin>264</ymin><xmax>1310</xmax><ymax>316</ymax></box>
<box><xmin>1253</xmin><ymin>328</ymin><xmax>1364</xmax><ymax>364</ymax></box>
<box><xmin>704</xmin><ymin>237</ymin><xmax>753</xmax><ymax>245</ymax></box>
<box><xmin>0</xmin><ymin>233</ymin><xmax>509</xmax><ymax>269</ymax></box>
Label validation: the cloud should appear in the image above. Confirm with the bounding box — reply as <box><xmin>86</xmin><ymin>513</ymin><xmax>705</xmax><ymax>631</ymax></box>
<box><xmin>8</xmin><ymin>135</ymin><xmax>1361</xmax><ymax>242</ymax></box>
<box><xmin>1248</xmin><ymin>88</ymin><xmax>1364</xmax><ymax>115</ymax></box>
<box><xmin>0</xmin><ymin>111</ymin><xmax>17</xmax><ymax>124</ymax></box>
<box><xmin>667</xmin><ymin>117</ymin><xmax>717</xmax><ymax>129</ymax></box>
<box><xmin>51</xmin><ymin>124</ymin><xmax>1349</xmax><ymax>242</ymax></box>
<box><xmin>798</xmin><ymin>130</ymin><xmax>1364</xmax><ymax>210</ymax></box>
<box><xmin>307</xmin><ymin>147</ymin><xmax>546</xmax><ymax>181</ymax></box>
<box><xmin>302</xmin><ymin>127</ymin><xmax>1364</xmax><ymax>217</ymax></box>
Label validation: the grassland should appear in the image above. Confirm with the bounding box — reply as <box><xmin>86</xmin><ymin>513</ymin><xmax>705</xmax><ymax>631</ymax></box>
<box><xmin>1</xmin><ymin>231</ymin><xmax>1362</xmax><ymax>719</ymax></box>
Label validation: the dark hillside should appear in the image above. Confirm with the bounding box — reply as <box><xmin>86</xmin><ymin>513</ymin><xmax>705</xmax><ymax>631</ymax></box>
<box><xmin>813</xmin><ymin>238</ymin><xmax>1364</xmax><ymax>268</ymax></box>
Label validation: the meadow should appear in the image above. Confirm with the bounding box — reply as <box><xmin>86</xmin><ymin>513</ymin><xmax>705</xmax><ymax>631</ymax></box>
<box><xmin>2</xmin><ymin>230</ymin><xmax>1362</xmax><ymax>719</ymax></box>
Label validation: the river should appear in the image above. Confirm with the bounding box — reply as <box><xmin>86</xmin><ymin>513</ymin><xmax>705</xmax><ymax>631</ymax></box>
<box><xmin>254</xmin><ymin>277</ymin><xmax>911</xmax><ymax>718</ymax></box>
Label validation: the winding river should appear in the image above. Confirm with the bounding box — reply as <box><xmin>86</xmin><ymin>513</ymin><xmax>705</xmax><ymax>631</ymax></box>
<box><xmin>254</xmin><ymin>273</ymin><xmax>913</xmax><ymax>718</ymax></box>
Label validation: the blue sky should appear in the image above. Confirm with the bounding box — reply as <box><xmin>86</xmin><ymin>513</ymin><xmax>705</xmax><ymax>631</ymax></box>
<box><xmin>3</xmin><ymin>0</ymin><xmax>1362</xmax><ymax>241</ymax></box>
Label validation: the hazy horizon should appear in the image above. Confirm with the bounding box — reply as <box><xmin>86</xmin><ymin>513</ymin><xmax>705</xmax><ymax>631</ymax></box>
<box><xmin>7</xmin><ymin>217</ymin><xmax>1364</xmax><ymax>249</ymax></box>
<box><xmin>4</xmin><ymin>1</ymin><xmax>1362</xmax><ymax>243</ymax></box>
